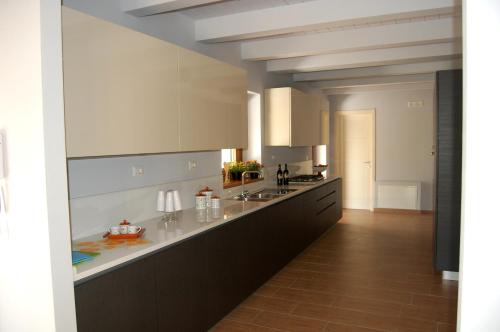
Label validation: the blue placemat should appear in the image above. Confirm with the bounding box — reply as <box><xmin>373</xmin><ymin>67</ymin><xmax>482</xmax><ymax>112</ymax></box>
<box><xmin>72</xmin><ymin>251</ymin><xmax>97</xmax><ymax>265</ymax></box>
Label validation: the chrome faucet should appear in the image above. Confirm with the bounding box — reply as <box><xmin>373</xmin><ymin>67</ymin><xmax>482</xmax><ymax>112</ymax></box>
<box><xmin>239</xmin><ymin>171</ymin><xmax>262</xmax><ymax>199</ymax></box>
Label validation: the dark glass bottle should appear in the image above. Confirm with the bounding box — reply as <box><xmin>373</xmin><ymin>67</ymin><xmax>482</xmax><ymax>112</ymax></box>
<box><xmin>283</xmin><ymin>164</ymin><xmax>289</xmax><ymax>185</ymax></box>
<box><xmin>277</xmin><ymin>164</ymin><xmax>283</xmax><ymax>186</ymax></box>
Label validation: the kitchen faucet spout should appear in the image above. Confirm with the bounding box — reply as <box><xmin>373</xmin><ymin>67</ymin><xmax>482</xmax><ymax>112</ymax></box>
<box><xmin>239</xmin><ymin>171</ymin><xmax>262</xmax><ymax>199</ymax></box>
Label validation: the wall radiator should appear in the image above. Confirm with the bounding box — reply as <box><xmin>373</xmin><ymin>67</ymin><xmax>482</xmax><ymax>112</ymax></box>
<box><xmin>375</xmin><ymin>181</ymin><xmax>421</xmax><ymax>210</ymax></box>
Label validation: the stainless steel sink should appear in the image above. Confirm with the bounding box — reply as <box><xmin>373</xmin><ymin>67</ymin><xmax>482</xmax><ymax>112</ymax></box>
<box><xmin>233</xmin><ymin>188</ymin><xmax>297</xmax><ymax>202</ymax></box>
<box><xmin>260</xmin><ymin>188</ymin><xmax>297</xmax><ymax>195</ymax></box>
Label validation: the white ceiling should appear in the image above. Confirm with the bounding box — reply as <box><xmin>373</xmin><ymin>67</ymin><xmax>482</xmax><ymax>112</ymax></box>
<box><xmin>181</xmin><ymin>0</ymin><xmax>318</xmax><ymax>19</ymax></box>
<box><xmin>123</xmin><ymin>0</ymin><xmax>463</xmax><ymax>94</ymax></box>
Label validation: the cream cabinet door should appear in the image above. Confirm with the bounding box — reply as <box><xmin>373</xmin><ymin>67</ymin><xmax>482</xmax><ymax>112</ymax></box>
<box><xmin>225</xmin><ymin>70</ymin><xmax>248</xmax><ymax>149</ymax></box>
<box><xmin>290</xmin><ymin>89</ymin><xmax>309</xmax><ymax>147</ymax></box>
<box><xmin>308</xmin><ymin>94</ymin><xmax>322</xmax><ymax>146</ymax></box>
<box><xmin>265</xmin><ymin>88</ymin><xmax>292</xmax><ymax>147</ymax></box>
<box><xmin>62</xmin><ymin>7</ymin><xmax>180</xmax><ymax>157</ymax></box>
<box><xmin>291</xmin><ymin>90</ymin><xmax>322</xmax><ymax>146</ymax></box>
<box><xmin>321</xmin><ymin>98</ymin><xmax>330</xmax><ymax>146</ymax></box>
<box><xmin>178</xmin><ymin>48</ymin><xmax>247</xmax><ymax>151</ymax></box>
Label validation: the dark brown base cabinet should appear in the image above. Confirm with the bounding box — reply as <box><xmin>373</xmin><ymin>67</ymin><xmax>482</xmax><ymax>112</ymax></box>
<box><xmin>74</xmin><ymin>178</ymin><xmax>342</xmax><ymax>332</ymax></box>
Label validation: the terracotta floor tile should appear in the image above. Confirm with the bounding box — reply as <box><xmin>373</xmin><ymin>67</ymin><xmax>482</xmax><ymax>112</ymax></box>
<box><xmin>333</xmin><ymin>296</ymin><xmax>402</xmax><ymax>316</ymax></box>
<box><xmin>212</xmin><ymin>319</ymin><xmax>283</xmax><ymax>332</ymax></box>
<box><xmin>296</xmin><ymin>254</ymin><xmax>336</xmax><ymax>265</ymax></box>
<box><xmin>437</xmin><ymin>322</ymin><xmax>457</xmax><ymax>332</ymax></box>
<box><xmin>428</xmin><ymin>282</ymin><xmax>459</xmax><ymax>299</ymax></box>
<box><xmin>242</xmin><ymin>295</ymin><xmax>297</xmax><ymax>314</ymax></box>
<box><xmin>276</xmin><ymin>267</ymin><xmax>321</xmax><ymax>281</ymax></box>
<box><xmin>325</xmin><ymin>322</ymin><xmax>385</xmax><ymax>332</ymax></box>
<box><xmin>267</xmin><ymin>275</ymin><xmax>297</xmax><ymax>287</ymax></box>
<box><xmin>225</xmin><ymin>306</ymin><xmax>261</xmax><ymax>324</ymax></box>
<box><xmin>255</xmin><ymin>284</ymin><xmax>281</xmax><ymax>297</ymax></box>
<box><xmin>253</xmin><ymin>311</ymin><xmax>327</xmax><ymax>332</ymax></box>
<box><xmin>273</xmin><ymin>287</ymin><xmax>338</xmax><ymax>306</ymax></box>
<box><xmin>292</xmin><ymin>303</ymin><xmax>398</xmax><ymax>331</ymax></box>
<box><xmin>406</xmin><ymin>272</ymin><xmax>443</xmax><ymax>284</ymax></box>
<box><xmin>344</xmin><ymin>286</ymin><xmax>413</xmax><ymax>305</ymax></box>
<box><xmin>401</xmin><ymin>303</ymin><xmax>457</xmax><ymax>324</ymax></box>
<box><xmin>289</xmin><ymin>278</ymin><xmax>345</xmax><ymax>295</ymax></box>
<box><xmin>392</xmin><ymin>317</ymin><xmax>437</xmax><ymax>332</ymax></box>
<box><xmin>412</xmin><ymin>294</ymin><xmax>458</xmax><ymax>308</ymax></box>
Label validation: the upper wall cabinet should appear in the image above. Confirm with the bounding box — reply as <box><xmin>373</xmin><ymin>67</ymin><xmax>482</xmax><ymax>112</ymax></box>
<box><xmin>265</xmin><ymin>88</ymin><xmax>324</xmax><ymax>147</ymax></box>
<box><xmin>62</xmin><ymin>7</ymin><xmax>247</xmax><ymax>158</ymax></box>
<box><xmin>178</xmin><ymin>48</ymin><xmax>248</xmax><ymax>151</ymax></box>
<box><xmin>63</xmin><ymin>7</ymin><xmax>180</xmax><ymax>158</ymax></box>
<box><xmin>320</xmin><ymin>98</ymin><xmax>330</xmax><ymax>146</ymax></box>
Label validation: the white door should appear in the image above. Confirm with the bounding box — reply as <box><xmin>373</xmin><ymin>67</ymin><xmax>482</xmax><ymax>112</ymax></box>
<box><xmin>336</xmin><ymin>111</ymin><xmax>375</xmax><ymax>210</ymax></box>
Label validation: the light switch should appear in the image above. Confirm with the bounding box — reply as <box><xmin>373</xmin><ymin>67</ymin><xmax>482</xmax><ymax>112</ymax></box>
<box><xmin>188</xmin><ymin>161</ymin><xmax>197</xmax><ymax>171</ymax></box>
<box><xmin>132</xmin><ymin>166</ymin><xmax>144</xmax><ymax>177</ymax></box>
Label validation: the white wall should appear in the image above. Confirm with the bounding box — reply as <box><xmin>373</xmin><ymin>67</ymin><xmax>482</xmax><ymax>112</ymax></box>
<box><xmin>330</xmin><ymin>87</ymin><xmax>435</xmax><ymax>211</ymax></box>
<box><xmin>458</xmin><ymin>0</ymin><xmax>500</xmax><ymax>331</ymax></box>
<box><xmin>0</xmin><ymin>1</ymin><xmax>76</xmax><ymax>331</ymax></box>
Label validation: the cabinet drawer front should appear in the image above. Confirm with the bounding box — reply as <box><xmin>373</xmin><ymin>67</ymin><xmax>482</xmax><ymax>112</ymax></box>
<box><xmin>316</xmin><ymin>191</ymin><xmax>337</xmax><ymax>214</ymax></box>
<box><xmin>315</xmin><ymin>180</ymin><xmax>339</xmax><ymax>202</ymax></box>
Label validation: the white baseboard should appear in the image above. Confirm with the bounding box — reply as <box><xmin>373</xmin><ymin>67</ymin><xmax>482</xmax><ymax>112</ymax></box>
<box><xmin>443</xmin><ymin>271</ymin><xmax>459</xmax><ymax>281</ymax></box>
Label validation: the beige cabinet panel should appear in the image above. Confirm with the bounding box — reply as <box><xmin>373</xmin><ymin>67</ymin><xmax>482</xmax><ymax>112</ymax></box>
<box><xmin>222</xmin><ymin>66</ymin><xmax>247</xmax><ymax>149</ymax></box>
<box><xmin>63</xmin><ymin>7</ymin><xmax>180</xmax><ymax>157</ymax></box>
<box><xmin>306</xmin><ymin>94</ymin><xmax>322</xmax><ymax>146</ymax></box>
<box><xmin>290</xmin><ymin>89</ymin><xmax>311</xmax><ymax>146</ymax></box>
<box><xmin>321</xmin><ymin>99</ymin><xmax>330</xmax><ymax>146</ymax></box>
<box><xmin>265</xmin><ymin>88</ymin><xmax>291</xmax><ymax>146</ymax></box>
<box><xmin>266</xmin><ymin>87</ymin><xmax>322</xmax><ymax>147</ymax></box>
<box><xmin>178</xmin><ymin>48</ymin><xmax>247</xmax><ymax>151</ymax></box>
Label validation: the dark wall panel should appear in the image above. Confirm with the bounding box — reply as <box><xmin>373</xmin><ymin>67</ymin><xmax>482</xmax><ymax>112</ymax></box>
<box><xmin>435</xmin><ymin>69</ymin><xmax>463</xmax><ymax>272</ymax></box>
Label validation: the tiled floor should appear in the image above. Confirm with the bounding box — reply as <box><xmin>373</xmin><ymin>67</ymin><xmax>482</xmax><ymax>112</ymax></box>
<box><xmin>212</xmin><ymin>210</ymin><xmax>458</xmax><ymax>332</ymax></box>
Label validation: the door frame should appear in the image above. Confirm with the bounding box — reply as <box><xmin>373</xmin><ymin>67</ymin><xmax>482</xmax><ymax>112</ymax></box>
<box><xmin>334</xmin><ymin>109</ymin><xmax>376</xmax><ymax>211</ymax></box>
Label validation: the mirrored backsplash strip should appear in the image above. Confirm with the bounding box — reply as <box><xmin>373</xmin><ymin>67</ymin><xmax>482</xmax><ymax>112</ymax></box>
<box><xmin>70</xmin><ymin>175</ymin><xmax>222</xmax><ymax>240</ymax></box>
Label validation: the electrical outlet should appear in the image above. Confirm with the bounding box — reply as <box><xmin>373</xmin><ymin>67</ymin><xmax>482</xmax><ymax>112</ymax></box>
<box><xmin>408</xmin><ymin>100</ymin><xmax>424</xmax><ymax>108</ymax></box>
<box><xmin>188</xmin><ymin>161</ymin><xmax>197</xmax><ymax>171</ymax></box>
<box><xmin>132</xmin><ymin>166</ymin><xmax>144</xmax><ymax>177</ymax></box>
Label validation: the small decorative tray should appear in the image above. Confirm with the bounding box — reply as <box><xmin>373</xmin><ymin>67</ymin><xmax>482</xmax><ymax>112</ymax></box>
<box><xmin>103</xmin><ymin>227</ymin><xmax>145</xmax><ymax>240</ymax></box>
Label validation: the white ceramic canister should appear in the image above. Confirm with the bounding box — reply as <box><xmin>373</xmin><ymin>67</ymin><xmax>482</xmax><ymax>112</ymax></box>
<box><xmin>195</xmin><ymin>192</ymin><xmax>207</xmax><ymax>210</ymax></box>
<box><xmin>211</xmin><ymin>196</ymin><xmax>221</xmax><ymax>209</ymax></box>
<box><xmin>201</xmin><ymin>187</ymin><xmax>214</xmax><ymax>207</ymax></box>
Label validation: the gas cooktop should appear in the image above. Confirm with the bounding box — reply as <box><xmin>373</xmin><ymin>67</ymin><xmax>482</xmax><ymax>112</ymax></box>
<box><xmin>288</xmin><ymin>174</ymin><xmax>324</xmax><ymax>184</ymax></box>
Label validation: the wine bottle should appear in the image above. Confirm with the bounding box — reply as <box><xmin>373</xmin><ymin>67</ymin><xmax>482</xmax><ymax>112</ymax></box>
<box><xmin>277</xmin><ymin>164</ymin><xmax>283</xmax><ymax>186</ymax></box>
<box><xmin>283</xmin><ymin>164</ymin><xmax>289</xmax><ymax>186</ymax></box>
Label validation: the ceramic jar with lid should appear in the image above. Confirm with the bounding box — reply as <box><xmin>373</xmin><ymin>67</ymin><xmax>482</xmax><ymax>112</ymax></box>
<box><xmin>200</xmin><ymin>186</ymin><xmax>214</xmax><ymax>207</ymax></box>
<box><xmin>195</xmin><ymin>192</ymin><xmax>207</xmax><ymax>210</ymax></box>
<box><xmin>211</xmin><ymin>195</ymin><xmax>221</xmax><ymax>209</ymax></box>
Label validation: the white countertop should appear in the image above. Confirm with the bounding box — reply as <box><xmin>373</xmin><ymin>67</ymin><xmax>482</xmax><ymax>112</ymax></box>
<box><xmin>72</xmin><ymin>176</ymin><xmax>339</xmax><ymax>282</ymax></box>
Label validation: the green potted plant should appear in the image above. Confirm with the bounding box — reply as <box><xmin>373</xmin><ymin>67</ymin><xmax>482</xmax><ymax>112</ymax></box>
<box><xmin>229</xmin><ymin>161</ymin><xmax>246</xmax><ymax>181</ymax></box>
<box><xmin>245</xmin><ymin>160</ymin><xmax>262</xmax><ymax>179</ymax></box>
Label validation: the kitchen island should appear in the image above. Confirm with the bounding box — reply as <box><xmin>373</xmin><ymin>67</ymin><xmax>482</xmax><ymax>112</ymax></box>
<box><xmin>73</xmin><ymin>176</ymin><xmax>342</xmax><ymax>332</ymax></box>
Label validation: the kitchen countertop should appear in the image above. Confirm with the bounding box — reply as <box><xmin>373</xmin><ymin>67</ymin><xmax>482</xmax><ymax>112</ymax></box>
<box><xmin>72</xmin><ymin>176</ymin><xmax>340</xmax><ymax>283</ymax></box>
